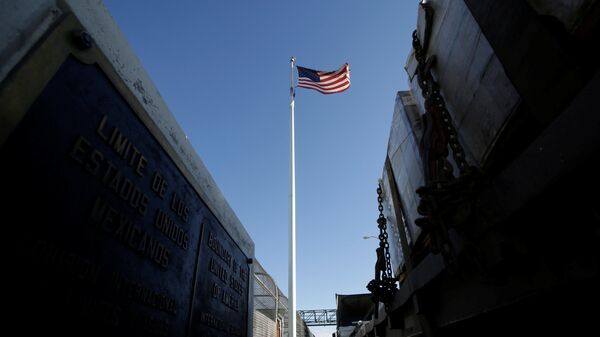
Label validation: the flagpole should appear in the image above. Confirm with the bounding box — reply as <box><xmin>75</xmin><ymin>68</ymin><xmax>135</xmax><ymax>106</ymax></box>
<box><xmin>289</xmin><ymin>56</ymin><xmax>297</xmax><ymax>337</ymax></box>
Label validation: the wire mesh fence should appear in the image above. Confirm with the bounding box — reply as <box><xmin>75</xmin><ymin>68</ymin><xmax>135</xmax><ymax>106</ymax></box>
<box><xmin>253</xmin><ymin>260</ymin><xmax>314</xmax><ymax>337</ymax></box>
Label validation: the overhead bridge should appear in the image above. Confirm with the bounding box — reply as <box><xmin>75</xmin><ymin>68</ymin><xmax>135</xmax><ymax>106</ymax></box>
<box><xmin>298</xmin><ymin>309</ymin><xmax>336</xmax><ymax>326</ymax></box>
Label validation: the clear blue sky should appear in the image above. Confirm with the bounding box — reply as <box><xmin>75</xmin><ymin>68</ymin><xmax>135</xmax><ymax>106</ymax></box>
<box><xmin>103</xmin><ymin>1</ymin><xmax>418</xmax><ymax>336</ymax></box>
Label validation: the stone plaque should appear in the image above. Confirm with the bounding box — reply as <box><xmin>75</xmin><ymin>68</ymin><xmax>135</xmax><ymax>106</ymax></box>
<box><xmin>1</xmin><ymin>55</ymin><xmax>249</xmax><ymax>336</ymax></box>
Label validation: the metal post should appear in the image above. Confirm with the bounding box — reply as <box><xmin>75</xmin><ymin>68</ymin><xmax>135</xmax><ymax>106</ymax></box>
<box><xmin>289</xmin><ymin>56</ymin><xmax>297</xmax><ymax>337</ymax></box>
<box><xmin>275</xmin><ymin>283</ymin><xmax>279</xmax><ymax>336</ymax></box>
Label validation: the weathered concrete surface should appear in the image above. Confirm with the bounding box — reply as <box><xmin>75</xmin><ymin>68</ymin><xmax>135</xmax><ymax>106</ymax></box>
<box><xmin>406</xmin><ymin>0</ymin><xmax>520</xmax><ymax>167</ymax></box>
<box><xmin>0</xmin><ymin>0</ymin><xmax>253</xmax><ymax>256</ymax></box>
<box><xmin>389</xmin><ymin>92</ymin><xmax>423</xmax><ymax>243</ymax></box>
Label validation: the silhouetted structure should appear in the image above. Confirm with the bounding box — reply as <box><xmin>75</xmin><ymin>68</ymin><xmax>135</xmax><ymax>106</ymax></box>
<box><xmin>363</xmin><ymin>1</ymin><xmax>600</xmax><ymax>336</ymax></box>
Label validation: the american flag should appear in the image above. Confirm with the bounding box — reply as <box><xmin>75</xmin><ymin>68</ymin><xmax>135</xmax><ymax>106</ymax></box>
<box><xmin>297</xmin><ymin>63</ymin><xmax>350</xmax><ymax>94</ymax></box>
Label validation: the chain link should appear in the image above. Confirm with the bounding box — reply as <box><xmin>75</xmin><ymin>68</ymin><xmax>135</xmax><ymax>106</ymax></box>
<box><xmin>377</xmin><ymin>186</ymin><xmax>394</xmax><ymax>281</ymax></box>
<box><xmin>367</xmin><ymin>184</ymin><xmax>398</xmax><ymax>313</ymax></box>
<box><xmin>412</xmin><ymin>27</ymin><xmax>480</xmax><ymax>271</ymax></box>
<box><xmin>412</xmin><ymin>30</ymin><xmax>469</xmax><ymax>176</ymax></box>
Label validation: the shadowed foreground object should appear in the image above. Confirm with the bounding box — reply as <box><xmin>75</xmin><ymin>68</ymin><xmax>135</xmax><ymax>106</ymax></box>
<box><xmin>0</xmin><ymin>2</ymin><xmax>254</xmax><ymax>336</ymax></box>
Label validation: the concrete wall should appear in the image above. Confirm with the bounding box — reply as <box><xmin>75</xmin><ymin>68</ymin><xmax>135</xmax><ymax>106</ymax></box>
<box><xmin>406</xmin><ymin>0</ymin><xmax>521</xmax><ymax>166</ymax></box>
<box><xmin>384</xmin><ymin>91</ymin><xmax>424</xmax><ymax>255</ymax></box>
<box><xmin>527</xmin><ymin>0</ymin><xmax>598</xmax><ymax>32</ymax></box>
<box><xmin>381</xmin><ymin>167</ymin><xmax>406</xmax><ymax>276</ymax></box>
<box><xmin>254</xmin><ymin>310</ymin><xmax>277</xmax><ymax>337</ymax></box>
<box><xmin>0</xmin><ymin>0</ymin><xmax>61</xmax><ymax>82</ymax></box>
<box><xmin>0</xmin><ymin>0</ymin><xmax>254</xmax><ymax>257</ymax></box>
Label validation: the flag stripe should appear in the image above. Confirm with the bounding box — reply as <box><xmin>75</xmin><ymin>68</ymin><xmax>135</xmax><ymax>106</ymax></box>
<box><xmin>298</xmin><ymin>79</ymin><xmax>350</xmax><ymax>93</ymax></box>
<box><xmin>319</xmin><ymin>65</ymin><xmax>348</xmax><ymax>81</ymax></box>
<box><xmin>296</xmin><ymin>63</ymin><xmax>350</xmax><ymax>95</ymax></box>
<box><xmin>298</xmin><ymin>76</ymin><xmax>348</xmax><ymax>90</ymax></box>
<box><xmin>298</xmin><ymin>79</ymin><xmax>350</xmax><ymax>91</ymax></box>
<box><xmin>318</xmin><ymin>73</ymin><xmax>349</xmax><ymax>86</ymax></box>
<box><xmin>298</xmin><ymin>78</ymin><xmax>350</xmax><ymax>92</ymax></box>
<box><xmin>298</xmin><ymin>75</ymin><xmax>347</xmax><ymax>88</ymax></box>
<box><xmin>299</xmin><ymin>83</ymin><xmax>350</xmax><ymax>95</ymax></box>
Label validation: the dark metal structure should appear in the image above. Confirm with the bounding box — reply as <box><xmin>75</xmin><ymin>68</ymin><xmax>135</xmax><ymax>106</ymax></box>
<box><xmin>361</xmin><ymin>1</ymin><xmax>600</xmax><ymax>337</ymax></box>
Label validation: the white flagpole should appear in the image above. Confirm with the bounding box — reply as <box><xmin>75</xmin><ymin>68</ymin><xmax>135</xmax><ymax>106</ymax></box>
<box><xmin>288</xmin><ymin>56</ymin><xmax>297</xmax><ymax>337</ymax></box>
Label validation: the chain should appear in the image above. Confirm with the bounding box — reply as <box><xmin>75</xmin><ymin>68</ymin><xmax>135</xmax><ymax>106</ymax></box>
<box><xmin>412</xmin><ymin>30</ymin><xmax>425</xmax><ymax>64</ymax></box>
<box><xmin>412</xmin><ymin>30</ymin><xmax>469</xmax><ymax>176</ymax></box>
<box><xmin>367</xmin><ymin>184</ymin><xmax>397</xmax><ymax>314</ymax></box>
<box><xmin>436</xmin><ymin>86</ymin><xmax>469</xmax><ymax>172</ymax></box>
<box><xmin>377</xmin><ymin>185</ymin><xmax>394</xmax><ymax>280</ymax></box>
<box><xmin>412</xmin><ymin>27</ymin><xmax>480</xmax><ymax>271</ymax></box>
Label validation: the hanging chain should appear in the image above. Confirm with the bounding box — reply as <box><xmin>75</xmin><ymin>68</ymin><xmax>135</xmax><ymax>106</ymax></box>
<box><xmin>377</xmin><ymin>185</ymin><xmax>394</xmax><ymax>281</ymax></box>
<box><xmin>412</xmin><ymin>30</ymin><xmax>469</xmax><ymax>175</ymax></box>
<box><xmin>436</xmin><ymin>83</ymin><xmax>469</xmax><ymax>172</ymax></box>
<box><xmin>412</xmin><ymin>27</ymin><xmax>480</xmax><ymax>271</ymax></box>
<box><xmin>367</xmin><ymin>184</ymin><xmax>397</xmax><ymax>313</ymax></box>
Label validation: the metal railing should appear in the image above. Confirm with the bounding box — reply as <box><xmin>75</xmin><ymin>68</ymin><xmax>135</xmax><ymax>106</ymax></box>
<box><xmin>253</xmin><ymin>260</ymin><xmax>314</xmax><ymax>337</ymax></box>
<box><xmin>298</xmin><ymin>309</ymin><xmax>337</xmax><ymax>326</ymax></box>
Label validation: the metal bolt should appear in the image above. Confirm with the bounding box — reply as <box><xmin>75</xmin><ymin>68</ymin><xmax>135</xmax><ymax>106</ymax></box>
<box><xmin>72</xmin><ymin>30</ymin><xmax>93</xmax><ymax>50</ymax></box>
